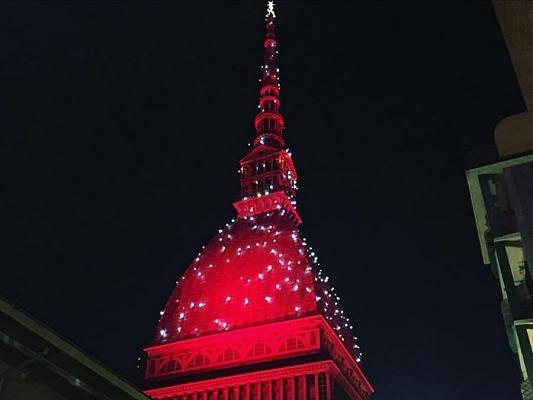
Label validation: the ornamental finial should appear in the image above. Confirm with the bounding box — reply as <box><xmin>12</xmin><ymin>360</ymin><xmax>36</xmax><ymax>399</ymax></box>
<box><xmin>266</xmin><ymin>1</ymin><xmax>276</xmax><ymax>18</ymax></box>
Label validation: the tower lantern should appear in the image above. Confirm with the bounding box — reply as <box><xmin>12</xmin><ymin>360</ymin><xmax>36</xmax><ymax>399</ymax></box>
<box><xmin>143</xmin><ymin>3</ymin><xmax>374</xmax><ymax>400</ymax></box>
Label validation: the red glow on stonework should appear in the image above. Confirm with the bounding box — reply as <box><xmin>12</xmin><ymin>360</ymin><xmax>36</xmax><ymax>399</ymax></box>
<box><xmin>155</xmin><ymin>212</ymin><xmax>315</xmax><ymax>342</ymax></box>
<box><xmin>155</xmin><ymin>210</ymin><xmax>358</xmax><ymax>351</ymax></box>
<box><xmin>154</xmin><ymin>209</ymin><xmax>360</xmax><ymax>361</ymax></box>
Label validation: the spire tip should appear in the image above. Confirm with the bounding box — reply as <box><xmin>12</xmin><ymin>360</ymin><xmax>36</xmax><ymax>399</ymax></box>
<box><xmin>266</xmin><ymin>1</ymin><xmax>276</xmax><ymax>18</ymax></box>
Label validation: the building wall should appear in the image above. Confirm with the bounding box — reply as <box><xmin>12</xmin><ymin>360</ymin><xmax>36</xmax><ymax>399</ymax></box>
<box><xmin>0</xmin><ymin>375</ymin><xmax>70</xmax><ymax>400</ymax></box>
<box><xmin>0</xmin><ymin>296</ymin><xmax>149</xmax><ymax>400</ymax></box>
<box><xmin>493</xmin><ymin>1</ymin><xmax>533</xmax><ymax>158</ymax></box>
<box><xmin>467</xmin><ymin>155</ymin><xmax>533</xmax><ymax>400</ymax></box>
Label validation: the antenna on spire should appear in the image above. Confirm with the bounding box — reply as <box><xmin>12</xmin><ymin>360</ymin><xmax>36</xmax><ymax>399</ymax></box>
<box><xmin>266</xmin><ymin>1</ymin><xmax>276</xmax><ymax>18</ymax></box>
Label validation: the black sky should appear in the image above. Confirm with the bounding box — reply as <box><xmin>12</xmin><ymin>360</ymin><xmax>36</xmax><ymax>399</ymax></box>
<box><xmin>1</xmin><ymin>1</ymin><xmax>526</xmax><ymax>399</ymax></box>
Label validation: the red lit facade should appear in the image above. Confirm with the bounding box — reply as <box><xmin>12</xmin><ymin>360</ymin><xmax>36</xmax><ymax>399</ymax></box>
<box><xmin>144</xmin><ymin>3</ymin><xmax>373</xmax><ymax>400</ymax></box>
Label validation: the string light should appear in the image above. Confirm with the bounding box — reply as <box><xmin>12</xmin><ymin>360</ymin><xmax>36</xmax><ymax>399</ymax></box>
<box><xmin>153</xmin><ymin>209</ymin><xmax>362</xmax><ymax>361</ymax></box>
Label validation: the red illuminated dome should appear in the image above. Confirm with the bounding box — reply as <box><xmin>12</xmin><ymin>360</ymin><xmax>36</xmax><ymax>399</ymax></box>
<box><xmin>155</xmin><ymin>212</ymin><xmax>358</xmax><ymax>356</ymax></box>
<box><xmin>144</xmin><ymin>4</ymin><xmax>372</xmax><ymax>400</ymax></box>
<box><xmin>155</xmin><ymin>213</ymin><xmax>316</xmax><ymax>342</ymax></box>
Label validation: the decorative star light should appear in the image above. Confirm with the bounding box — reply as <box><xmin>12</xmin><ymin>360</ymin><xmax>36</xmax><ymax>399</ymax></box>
<box><xmin>266</xmin><ymin>1</ymin><xmax>276</xmax><ymax>18</ymax></box>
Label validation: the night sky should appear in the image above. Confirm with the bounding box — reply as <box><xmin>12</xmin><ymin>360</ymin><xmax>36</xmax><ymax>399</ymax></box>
<box><xmin>1</xmin><ymin>2</ymin><xmax>525</xmax><ymax>399</ymax></box>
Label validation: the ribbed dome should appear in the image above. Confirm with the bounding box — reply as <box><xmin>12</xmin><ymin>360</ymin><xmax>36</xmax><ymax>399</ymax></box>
<box><xmin>154</xmin><ymin>210</ymin><xmax>360</xmax><ymax>359</ymax></box>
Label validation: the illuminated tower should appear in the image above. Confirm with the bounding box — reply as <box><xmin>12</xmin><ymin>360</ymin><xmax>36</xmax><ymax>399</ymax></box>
<box><xmin>143</xmin><ymin>3</ymin><xmax>374</xmax><ymax>400</ymax></box>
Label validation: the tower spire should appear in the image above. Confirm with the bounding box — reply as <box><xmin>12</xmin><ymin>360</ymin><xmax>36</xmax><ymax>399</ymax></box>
<box><xmin>233</xmin><ymin>2</ymin><xmax>301</xmax><ymax>224</ymax></box>
<box><xmin>254</xmin><ymin>1</ymin><xmax>284</xmax><ymax>148</ymax></box>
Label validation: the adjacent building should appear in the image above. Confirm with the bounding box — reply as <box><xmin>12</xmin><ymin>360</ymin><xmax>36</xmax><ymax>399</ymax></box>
<box><xmin>0</xmin><ymin>295</ymin><xmax>148</xmax><ymax>400</ymax></box>
<box><xmin>466</xmin><ymin>2</ymin><xmax>533</xmax><ymax>399</ymax></box>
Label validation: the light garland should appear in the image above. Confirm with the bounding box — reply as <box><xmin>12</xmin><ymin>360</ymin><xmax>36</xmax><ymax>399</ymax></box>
<box><xmin>153</xmin><ymin>209</ymin><xmax>362</xmax><ymax>362</ymax></box>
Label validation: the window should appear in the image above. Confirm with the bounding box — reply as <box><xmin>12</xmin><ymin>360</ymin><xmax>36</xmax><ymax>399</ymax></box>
<box><xmin>217</xmin><ymin>348</ymin><xmax>240</xmax><ymax>362</ymax></box>
<box><xmin>189</xmin><ymin>353</ymin><xmax>209</xmax><ymax>368</ymax></box>
<box><xmin>318</xmin><ymin>373</ymin><xmax>327</xmax><ymax>400</ymax></box>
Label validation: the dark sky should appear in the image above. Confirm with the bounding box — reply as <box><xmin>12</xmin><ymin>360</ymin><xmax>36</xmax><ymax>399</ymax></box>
<box><xmin>1</xmin><ymin>1</ymin><xmax>526</xmax><ymax>399</ymax></box>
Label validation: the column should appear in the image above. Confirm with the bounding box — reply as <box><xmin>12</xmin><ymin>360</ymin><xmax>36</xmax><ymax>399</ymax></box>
<box><xmin>289</xmin><ymin>377</ymin><xmax>295</xmax><ymax>400</ymax></box>
<box><xmin>277</xmin><ymin>379</ymin><xmax>284</xmax><ymax>400</ymax></box>
<box><xmin>267</xmin><ymin>381</ymin><xmax>273</xmax><ymax>400</ymax></box>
